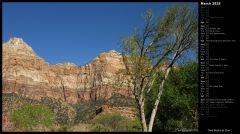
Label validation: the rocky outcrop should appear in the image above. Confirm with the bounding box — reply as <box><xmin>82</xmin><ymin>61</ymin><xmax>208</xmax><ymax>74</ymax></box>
<box><xmin>2</xmin><ymin>37</ymin><xmax>132</xmax><ymax>104</ymax></box>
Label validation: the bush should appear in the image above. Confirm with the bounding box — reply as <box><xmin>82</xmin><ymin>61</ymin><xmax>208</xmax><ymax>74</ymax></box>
<box><xmin>11</xmin><ymin>103</ymin><xmax>56</xmax><ymax>131</ymax></box>
<box><xmin>91</xmin><ymin>124</ymin><xmax>111</xmax><ymax>132</ymax></box>
<box><xmin>91</xmin><ymin>113</ymin><xmax>142</xmax><ymax>132</ymax></box>
<box><xmin>40</xmin><ymin>97</ymin><xmax>76</xmax><ymax>125</ymax></box>
<box><xmin>127</xmin><ymin>118</ymin><xmax>142</xmax><ymax>132</ymax></box>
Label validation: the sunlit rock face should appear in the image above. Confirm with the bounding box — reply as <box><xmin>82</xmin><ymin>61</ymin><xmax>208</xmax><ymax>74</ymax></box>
<box><xmin>2</xmin><ymin>37</ymin><xmax>131</xmax><ymax>104</ymax></box>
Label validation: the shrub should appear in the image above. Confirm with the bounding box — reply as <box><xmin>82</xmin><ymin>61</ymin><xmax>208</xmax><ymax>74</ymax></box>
<box><xmin>91</xmin><ymin>124</ymin><xmax>111</xmax><ymax>132</ymax></box>
<box><xmin>91</xmin><ymin>113</ymin><xmax>142</xmax><ymax>132</ymax></box>
<box><xmin>127</xmin><ymin>118</ymin><xmax>142</xmax><ymax>132</ymax></box>
<box><xmin>40</xmin><ymin>97</ymin><xmax>76</xmax><ymax>125</ymax></box>
<box><xmin>11</xmin><ymin>103</ymin><xmax>56</xmax><ymax>131</ymax></box>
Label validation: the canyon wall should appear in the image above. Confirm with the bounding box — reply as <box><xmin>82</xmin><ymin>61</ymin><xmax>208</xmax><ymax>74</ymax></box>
<box><xmin>2</xmin><ymin>37</ymin><xmax>132</xmax><ymax>104</ymax></box>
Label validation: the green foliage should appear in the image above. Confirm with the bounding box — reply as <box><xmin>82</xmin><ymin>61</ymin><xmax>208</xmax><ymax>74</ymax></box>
<box><xmin>119</xmin><ymin>5</ymin><xmax>198</xmax><ymax>131</ymax></box>
<box><xmin>145</xmin><ymin>61</ymin><xmax>198</xmax><ymax>131</ymax></box>
<box><xmin>91</xmin><ymin>113</ymin><xmax>142</xmax><ymax>132</ymax></box>
<box><xmin>3</xmin><ymin>94</ymin><xmax>77</xmax><ymax>127</ymax></box>
<box><xmin>127</xmin><ymin>117</ymin><xmax>142</xmax><ymax>132</ymax></box>
<box><xmin>11</xmin><ymin>103</ymin><xmax>56</xmax><ymax>130</ymax></box>
<box><xmin>92</xmin><ymin>113</ymin><xmax>122</xmax><ymax>131</ymax></box>
<box><xmin>40</xmin><ymin>97</ymin><xmax>76</xmax><ymax>125</ymax></box>
<box><xmin>91</xmin><ymin>124</ymin><xmax>111</xmax><ymax>132</ymax></box>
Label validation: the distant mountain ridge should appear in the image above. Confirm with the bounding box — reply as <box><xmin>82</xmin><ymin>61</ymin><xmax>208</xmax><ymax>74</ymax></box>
<box><xmin>2</xmin><ymin>37</ymin><xmax>132</xmax><ymax>104</ymax></box>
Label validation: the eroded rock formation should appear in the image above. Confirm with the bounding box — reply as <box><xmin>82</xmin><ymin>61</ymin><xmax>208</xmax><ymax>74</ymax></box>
<box><xmin>2</xmin><ymin>37</ymin><xmax>132</xmax><ymax>104</ymax></box>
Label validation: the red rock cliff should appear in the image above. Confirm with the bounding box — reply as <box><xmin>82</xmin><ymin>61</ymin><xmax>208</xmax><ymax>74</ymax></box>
<box><xmin>2</xmin><ymin>37</ymin><xmax>132</xmax><ymax>104</ymax></box>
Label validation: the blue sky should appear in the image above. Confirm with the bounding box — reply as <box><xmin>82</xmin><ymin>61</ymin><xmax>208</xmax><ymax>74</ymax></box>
<box><xmin>3</xmin><ymin>2</ymin><xmax>197</xmax><ymax>66</ymax></box>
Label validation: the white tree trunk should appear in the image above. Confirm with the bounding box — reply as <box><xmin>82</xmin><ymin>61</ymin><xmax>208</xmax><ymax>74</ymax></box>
<box><xmin>148</xmin><ymin>67</ymin><xmax>172</xmax><ymax>132</ymax></box>
<box><xmin>140</xmin><ymin>100</ymin><xmax>148</xmax><ymax>132</ymax></box>
<box><xmin>148</xmin><ymin>51</ymin><xmax>178</xmax><ymax>132</ymax></box>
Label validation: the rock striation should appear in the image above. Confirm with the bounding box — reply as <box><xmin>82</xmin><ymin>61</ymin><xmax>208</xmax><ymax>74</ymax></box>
<box><xmin>2</xmin><ymin>37</ymin><xmax>132</xmax><ymax>104</ymax></box>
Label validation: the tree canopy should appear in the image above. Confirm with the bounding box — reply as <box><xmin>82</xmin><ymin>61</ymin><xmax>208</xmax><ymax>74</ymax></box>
<box><xmin>119</xmin><ymin>4</ymin><xmax>198</xmax><ymax>131</ymax></box>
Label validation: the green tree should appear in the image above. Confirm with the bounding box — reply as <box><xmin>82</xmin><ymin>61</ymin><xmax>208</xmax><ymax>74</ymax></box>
<box><xmin>119</xmin><ymin>5</ymin><xmax>198</xmax><ymax>131</ymax></box>
<box><xmin>145</xmin><ymin>61</ymin><xmax>198</xmax><ymax>131</ymax></box>
<box><xmin>11</xmin><ymin>103</ymin><xmax>56</xmax><ymax>131</ymax></box>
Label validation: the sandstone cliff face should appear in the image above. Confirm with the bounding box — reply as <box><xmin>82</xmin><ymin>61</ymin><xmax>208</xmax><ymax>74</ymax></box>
<box><xmin>2</xmin><ymin>37</ymin><xmax>131</xmax><ymax>104</ymax></box>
